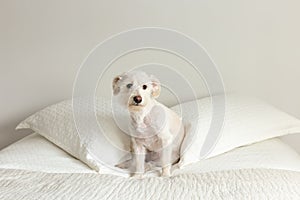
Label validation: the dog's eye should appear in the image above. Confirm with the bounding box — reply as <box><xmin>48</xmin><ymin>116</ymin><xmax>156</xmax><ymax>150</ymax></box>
<box><xmin>126</xmin><ymin>83</ymin><xmax>133</xmax><ymax>89</ymax></box>
<box><xmin>142</xmin><ymin>85</ymin><xmax>147</xmax><ymax>90</ymax></box>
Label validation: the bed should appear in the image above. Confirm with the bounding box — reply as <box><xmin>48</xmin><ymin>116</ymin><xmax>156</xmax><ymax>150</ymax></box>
<box><xmin>0</xmin><ymin>133</ymin><xmax>300</xmax><ymax>199</ymax></box>
<box><xmin>1</xmin><ymin>94</ymin><xmax>300</xmax><ymax>199</ymax></box>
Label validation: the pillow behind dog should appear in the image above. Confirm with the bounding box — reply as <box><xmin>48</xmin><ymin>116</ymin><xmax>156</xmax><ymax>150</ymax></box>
<box><xmin>17</xmin><ymin>94</ymin><xmax>300</xmax><ymax>173</ymax></box>
<box><xmin>172</xmin><ymin>94</ymin><xmax>300</xmax><ymax>167</ymax></box>
<box><xmin>16</xmin><ymin>97</ymin><xmax>131</xmax><ymax>172</ymax></box>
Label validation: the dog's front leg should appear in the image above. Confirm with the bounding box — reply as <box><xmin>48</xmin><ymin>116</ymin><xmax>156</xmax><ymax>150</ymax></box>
<box><xmin>161</xmin><ymin>137</ymin><xmax>172</xmax><ymax>177</ymax></box>
<box><xmin>131</xmin><ymin>139</ymin><xmax>146</xmax><ymax>178</ymax></box>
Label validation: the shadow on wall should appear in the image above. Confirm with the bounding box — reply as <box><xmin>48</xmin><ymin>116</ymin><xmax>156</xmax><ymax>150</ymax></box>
<box><xmin>0</xmin><ymin>121</ymin><xmax>32</xmax><ymax>149</ymax></box>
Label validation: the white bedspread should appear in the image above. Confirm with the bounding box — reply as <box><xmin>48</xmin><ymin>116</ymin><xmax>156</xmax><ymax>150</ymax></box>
<box><xmin>0</xmin><ymin>168</ymin><xmax>299</xmax><ymax>199</ymax></box>
<box><xmin>1</xmin><ymin>134</ymin><xmax>300</xmax><ymax>199</ymax></box>
<box><xmin>0</xmin><ymin>133</ymin><xmax>300</xmax><ymax>175</ymax></box>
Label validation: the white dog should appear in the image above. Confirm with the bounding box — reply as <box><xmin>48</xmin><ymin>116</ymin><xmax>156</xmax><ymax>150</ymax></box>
<box><xmin>113</xmin><ymin>71</ymin><xmax>185</xmax><ymax>177</ymax></box>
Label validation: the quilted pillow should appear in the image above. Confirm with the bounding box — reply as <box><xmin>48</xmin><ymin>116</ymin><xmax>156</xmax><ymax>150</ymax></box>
<box><xmin>16</xmin><ymin>97</ymin><xmax>130</xmax><ymax>172</ymax></box>
<box><xmin>172</xmin><ymin>94</ymin><xmax>300</xmax><ymax>167</ymax></box>
<box><xmin>17</xmin><ymin>94</ymin><xmax>300</xmax><ymax>172</ymax></box>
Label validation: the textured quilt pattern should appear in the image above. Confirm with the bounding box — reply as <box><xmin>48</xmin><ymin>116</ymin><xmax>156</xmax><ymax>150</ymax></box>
<box><xmin>0</xmin><ymin>168</ymin><xmax>300</xmax><ymax>199</ymax></box>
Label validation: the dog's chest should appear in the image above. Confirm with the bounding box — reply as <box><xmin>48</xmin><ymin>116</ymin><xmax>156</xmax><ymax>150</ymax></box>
<box><xmin>130</xmin><ymin>110</ymin><xmax>166</xmax><ymax>134</ymax></box>
<box><xmin>130</xmin><ymin>116</ymin><xmax>163</xmax><ymax>150</ymax></box>
<box><xmin>130</xmin><ymin>115</ymin><xmax>156</xmax><ymax>134</ymax></box>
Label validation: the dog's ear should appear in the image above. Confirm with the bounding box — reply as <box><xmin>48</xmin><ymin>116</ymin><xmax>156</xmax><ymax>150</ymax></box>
<box><xmin>150</xmin><ymin>75</ymin><xmax>161</xmax><ymax>98</ymax></box>
<box><xmin>112</xmin><ymin>75</ymin><xmax>122</xmax><ymax>95</ymax></box>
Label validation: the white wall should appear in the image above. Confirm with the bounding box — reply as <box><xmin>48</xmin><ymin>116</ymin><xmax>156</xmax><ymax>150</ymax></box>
<box><xmin>0</xmin><ymin>0</ymin><xmax>299</xmax><ymax>151</ymax></box>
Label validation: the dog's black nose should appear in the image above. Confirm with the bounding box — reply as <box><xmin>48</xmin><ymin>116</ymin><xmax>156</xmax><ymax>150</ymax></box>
<box><xmin>133</xmin><ymin>96</ymin><xmax>142</xmax><ymax>104</ymax></box>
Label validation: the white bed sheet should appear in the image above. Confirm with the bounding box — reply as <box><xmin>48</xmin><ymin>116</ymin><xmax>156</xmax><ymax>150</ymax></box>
<box><xmin>0</xmin><ymin>133</ymin><xmax>299</xmax><ymax>175</ymax></box>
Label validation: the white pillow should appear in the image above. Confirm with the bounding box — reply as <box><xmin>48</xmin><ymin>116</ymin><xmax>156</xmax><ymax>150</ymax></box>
<box><xmin>172</xmin><ymin>94</ymin><xmax>300</xmax><ymax>167</ymax></box>
<box><xmin>17</xmin><ymin>94</ymin><xmax>300</xmax><ymax>172</ymax></box>
<box><xmin>16</xmin><ymin>97</ymin><xmax>130</xmax><ymax>172</ymax></box>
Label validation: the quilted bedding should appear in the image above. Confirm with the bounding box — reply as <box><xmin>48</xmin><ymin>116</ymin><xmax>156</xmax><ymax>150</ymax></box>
<box><xmin>0</xmin><ymin>168</ymin><xmax>299</xmax><ymax>199</ymax></box>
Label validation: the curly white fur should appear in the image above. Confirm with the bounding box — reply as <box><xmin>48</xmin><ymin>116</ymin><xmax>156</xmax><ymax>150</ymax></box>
<box><xmin>113</xmin><ymin>71</ymin><xmax>185</xmax><ymax>177</ymax></box>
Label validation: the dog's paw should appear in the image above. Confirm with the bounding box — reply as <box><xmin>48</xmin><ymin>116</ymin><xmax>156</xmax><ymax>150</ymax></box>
<box><xmin>161</xmin><ymin>171</ymin><xmax>171</xmax><ymax>177</ymax></box>
<box><xmin>131</xmin><ymin>173</ymin><xmax>144</xmax><ymax>179</ymax></box>
<box><xmin>161</xmin><ymin>166</ymin><xmax>171</xmax><ymax>177</ymax></box>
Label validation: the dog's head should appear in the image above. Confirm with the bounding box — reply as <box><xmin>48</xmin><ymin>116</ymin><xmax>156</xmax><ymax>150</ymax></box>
<box><xmin>112</xmin><ymin>71</ymin><xmax>161</xmax><ymax>112</ymax></box>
